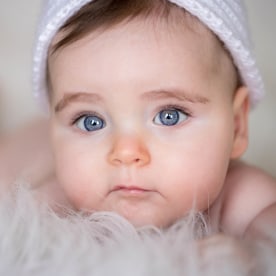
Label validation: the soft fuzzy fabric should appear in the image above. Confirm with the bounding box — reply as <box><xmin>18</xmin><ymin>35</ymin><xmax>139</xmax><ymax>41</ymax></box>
<box><xmin>0</xmin><ymin>183</ymin><xmax>275</xmax><ymax>276</ymax></box>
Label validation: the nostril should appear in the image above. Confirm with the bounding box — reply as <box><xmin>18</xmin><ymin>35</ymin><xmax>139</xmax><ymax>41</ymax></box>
<box><xmin>112</xmin><ymin>158</ymin><xmax>122</xmax><ymax>165</ymax></box>
<box><xmin>113</xmin><ymin>157</ymin><xmax>141</xmax><ymax>166</ymax></box>
<box><xmin>109</xmin><ymin>153</ymin><xmax>149</xmax><ymax>167</ymax></box>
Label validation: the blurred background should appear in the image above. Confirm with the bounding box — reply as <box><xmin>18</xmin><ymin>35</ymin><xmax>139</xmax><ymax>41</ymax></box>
<box><xmin>0</xmin><ymin>1</ymin><xmax>275</xmax><ymax>176</ymax></box>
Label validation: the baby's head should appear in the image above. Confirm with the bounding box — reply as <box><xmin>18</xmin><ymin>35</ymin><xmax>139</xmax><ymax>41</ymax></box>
<box><xmin>33</xmin><ymin>0</ymin><xmax>263</xmax><ymax>228</ymax></box>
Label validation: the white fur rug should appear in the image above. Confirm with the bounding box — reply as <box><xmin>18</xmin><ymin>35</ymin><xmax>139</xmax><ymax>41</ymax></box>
<box><xmin>0</xmin><ymin>183</ymin><xmax>275</xmax><ymax>276</ymax></box>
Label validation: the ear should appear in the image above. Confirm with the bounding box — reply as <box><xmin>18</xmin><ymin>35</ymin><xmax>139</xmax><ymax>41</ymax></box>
<box><xmin>230</xmin><ymin>86</ymin><xmax>250</xmax><ymax>159</ymax></box>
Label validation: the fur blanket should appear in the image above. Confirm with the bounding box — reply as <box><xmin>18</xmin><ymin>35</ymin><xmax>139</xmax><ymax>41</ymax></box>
<box><xmin>0</xmin><ymin>183</ymin><xmax>275</xmax><ymax>276</ymax></box>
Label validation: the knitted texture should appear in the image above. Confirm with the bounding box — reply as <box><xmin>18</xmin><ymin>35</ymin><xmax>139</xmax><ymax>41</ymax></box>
<box><xmin>33</xmin><ymin>0</ymin><xmax>264</xmax><ymax>111</ymax></box>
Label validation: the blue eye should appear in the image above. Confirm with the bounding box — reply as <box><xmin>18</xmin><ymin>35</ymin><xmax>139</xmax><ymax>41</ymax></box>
<box><xmin>76</xmin><ymin>115</ymin><xmax>105</xmax><ymax>132</ymax></box>
<box><xmin>153</xmin><ymin>108</ymin><xmax>188</xmax><ymax>126</ymax></box>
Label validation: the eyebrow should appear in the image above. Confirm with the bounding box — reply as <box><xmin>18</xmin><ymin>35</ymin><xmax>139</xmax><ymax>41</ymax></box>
<box><xmin>141</xmin><ymin>89</ymin><xmax>209</xmax><ymax>104</ymax></box>
<box><xmin>54</xmin><ymin>92</ymin><xmax>103</xmax><ymax>113</ymax></box>
<box><xmin>55</xmin><ymin>88</ymin><xmax>209</xmax><ymax>112</ymax></box>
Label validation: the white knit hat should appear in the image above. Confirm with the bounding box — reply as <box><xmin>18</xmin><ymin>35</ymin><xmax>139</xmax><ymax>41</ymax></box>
<box><xmin>33</xmin><ymin>0</ymin><xmax>264</xmax><ymax>111</ymax></box>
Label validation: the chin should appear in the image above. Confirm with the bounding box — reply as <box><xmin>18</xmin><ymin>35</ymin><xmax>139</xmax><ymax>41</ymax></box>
<box><xmin>109</xmin><ymin>205</ymin><xmax>167</xmax><ymax>229</ymax></box>
<box><xmin>115</xmin><ymin>210</ymin><xmax>179</xmax><ymax>229</ymax></box>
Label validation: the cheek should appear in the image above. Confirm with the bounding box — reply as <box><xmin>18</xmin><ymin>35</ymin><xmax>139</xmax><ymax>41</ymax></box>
<box><xmin>153</xmin><ymin>124</ymin><xmax>233</xmax><ymax>209</ymax></box>
<box><xmin>52</xmin><ymin>140</ymin><xmax>108</xmax><ymax>209</ymax></box>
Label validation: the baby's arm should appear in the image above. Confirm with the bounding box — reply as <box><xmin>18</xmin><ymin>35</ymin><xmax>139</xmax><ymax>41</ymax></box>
<box><xmin>219</xmin><ymin>160</ymin><xmax>276</xmax><ymax>237</ymax></box>
<box><xmin>0</xmin><ymin>118</ymin><xmax>53</xmax><ymax>189</ymax></box>
<box><xmin>0</xmin><ymin>118</ymin><xmax>69</xmax><ymax>208</ymax></box>
<box><xmin>200</xmin><ymin>162</ymin><xmax>276</xmax><ymax>273</ymax></box>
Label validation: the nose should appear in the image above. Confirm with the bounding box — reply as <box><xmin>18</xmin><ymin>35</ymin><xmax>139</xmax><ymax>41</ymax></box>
<box><xmin>108</xmin><ymin>134</ymin><xmax>150</xmax><ymax>167</ymax></box>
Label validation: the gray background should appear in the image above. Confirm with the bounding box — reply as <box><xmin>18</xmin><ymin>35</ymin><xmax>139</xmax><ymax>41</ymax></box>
<box><xmin>0</xmin><ymin>1</ymin><xmax>275</xmax><ymax>176</ymax></box>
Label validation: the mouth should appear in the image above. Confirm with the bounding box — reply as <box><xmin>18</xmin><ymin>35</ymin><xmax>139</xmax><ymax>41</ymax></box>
<box><xmin>110</xmin><ymin>185</ymin><xmax>153</xmax><ymax>197</ymax></box>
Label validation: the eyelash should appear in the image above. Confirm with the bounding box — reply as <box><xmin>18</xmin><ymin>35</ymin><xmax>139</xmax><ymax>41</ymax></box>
<box><xmin>156</xmin><ymin>104</ymin><xmax>192</xmax><ymax>117</ymax></box>
<box><xmin>70</xmin><ymin>111</ymin><xmax>103</xmax><ymax>125</ymax></box>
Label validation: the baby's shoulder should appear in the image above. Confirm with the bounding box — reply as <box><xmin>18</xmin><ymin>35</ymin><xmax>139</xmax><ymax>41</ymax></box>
<box><xmin>226</xmin><ymin>160</ymin><xmax>276</xmax><ymax>190</ymax></box>
<box><xmin>218</xmin><ymin>160</ymin><xmax>276</xmax><ymax>236</ymax></box>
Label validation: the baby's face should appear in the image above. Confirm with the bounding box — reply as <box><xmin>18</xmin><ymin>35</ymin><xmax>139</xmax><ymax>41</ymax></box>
<box><xmin>48</xmin><ymin>18</ymin><xmax>245</xmax><ymax>227</ymax></box>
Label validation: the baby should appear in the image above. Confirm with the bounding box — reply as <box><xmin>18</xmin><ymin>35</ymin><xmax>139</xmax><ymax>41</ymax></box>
<box><xmin>4</xmin><ymin>0</ymin><xmax>276</xmax><ymax>245</ymax></box>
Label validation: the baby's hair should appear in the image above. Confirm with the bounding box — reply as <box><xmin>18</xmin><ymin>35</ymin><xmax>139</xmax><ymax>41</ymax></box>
<box><xmin>51</xmin><ymin>0</ymin><xmax>189</xmax><ymax>53</ymax></box>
